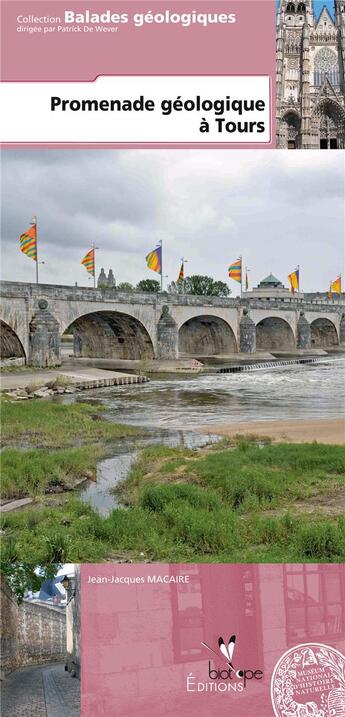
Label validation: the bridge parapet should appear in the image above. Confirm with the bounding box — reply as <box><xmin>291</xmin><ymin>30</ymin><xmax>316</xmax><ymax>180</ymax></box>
<box><xmin>0</xmin><ymin>281</ymin><xmax>239</xmax><ymax>308</ymax></box>
<box><xmin>243</xmin><ymin>297</ymin><xmax>345</xmax><ymax>314</ymax></box>
<box><xmin>0</xmin><ymin>281</ymin><xmax>344</xmax><ymax>312</ymax></box>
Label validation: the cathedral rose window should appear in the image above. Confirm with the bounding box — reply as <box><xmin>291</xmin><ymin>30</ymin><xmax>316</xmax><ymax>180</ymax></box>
<box><xmin>314</xmin><ymin>47</ymin><xmax>339</xmax><ymax>86</ymax></box>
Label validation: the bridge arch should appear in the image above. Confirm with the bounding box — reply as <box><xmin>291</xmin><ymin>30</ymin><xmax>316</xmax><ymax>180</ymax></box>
<box><xmin>64</xmin><ymin>310</ymin><xmax>155</xmax><ymax>360</ymax></box>
<box><xmin>310</xmin><ymin>318</ymin><xmax>338</xmax><ymax>347</ymax></box>
<box><xmin>0</xmin><ymin>320</ymin><xmax>26</xmax><ymax>361</ymax></box>
<box><xmin>178</xmin><ymin>315</ymin><xmax>238</xmax><ymax>356</ymax></box>
<box><xmin>256</xmin><ymin>316</ymin><xmax>295</xmax><ymax>350</ymax></box>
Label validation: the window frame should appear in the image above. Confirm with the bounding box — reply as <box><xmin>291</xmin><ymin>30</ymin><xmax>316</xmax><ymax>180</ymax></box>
<box><xmin>283</xmin><ymin>565</ymin><xmax>345</xmax><ymax>645</ymax></box>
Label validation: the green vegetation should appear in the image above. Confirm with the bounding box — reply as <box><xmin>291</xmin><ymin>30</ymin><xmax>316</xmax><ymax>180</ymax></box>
<box><xmin>0</xmin><ymin>563</ymin><xmax>59</xmax><ymax>603</ymax></box>
<box><xmin>184</xmin><ymin>275</ymin><xmax>230</xmax><ymax>297</ymax></box>
<box><xmin>136</xmin><ymin>278</ymin><xmax>160</xmax><ymax>293</ymax></box>
<box><xmin>1</xmin><ymin>446</ymin><xmax>101</xmax><ymax>499</ymax></box>
<box><xmin>168</xmin><ymin>275</ymin><xmax>230</xmax><ymax>296</ymax></box>
<box><xmin>117</xmin><ymin>441</ymin><xmax>345</xmax><ymax>510</ymax></box>
<box><xmin>0</xmin><ymin>364</ymin><xmax>37</xmax><ymax>374</ymax></box>
<box><xmin>1</xmin><ymin>441</ymin><xmax>344</xmax><ymax>564</ymax></box>
<box><xmin>1</xmin><ymin>399</ymin><xmax>139</xmax><ymax>501</ymax></box>
<box><xmin>117</xmin><ymin>282</ymin><xmax>135</xmax><ymax>292</ymax></box>
<box><xmin>1</xmin><ymin>400</ymin><xmax>138</xmax><ymax>448</ymax></box>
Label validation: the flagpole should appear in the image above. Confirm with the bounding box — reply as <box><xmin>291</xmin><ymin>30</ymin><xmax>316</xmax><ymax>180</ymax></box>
<box><xmin>240</xmin><ymin>255</ymin><xmax>243</xmax><ymax>299</ymax></box>
<box><xmin>34</xmin><ymin>216</ymin><xmax>38</xmax><ymax>285</ymax></box>
<box><xmin>93</xmin><ymin>242</ymin><xmax>96</xmax><ymax>289</ymax></box>
<box><xmin>181</xmin><ymin>257</ymin><xmax>188</xmax><ymax>295</ymax></box>
<box><xmin>158</xmin><ymin>240</ymin><xmax>163</xmax><ymax>292</ymax></box>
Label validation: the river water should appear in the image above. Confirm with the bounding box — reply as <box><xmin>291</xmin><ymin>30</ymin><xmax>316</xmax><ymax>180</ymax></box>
<box><xmin>81</xmin><ymin>357</ymin><xmax>345</xmax><ymax>429</ymax></box>
<box><xmin>76</xmin><ymin>357</ymin><xmax>345</xmax><ymax>514</ymax></box>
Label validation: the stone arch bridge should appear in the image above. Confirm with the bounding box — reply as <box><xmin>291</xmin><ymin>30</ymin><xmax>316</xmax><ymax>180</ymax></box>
<box><xmin>0</xmin><ymin>281</ymin><xmax>344</xmax><ymax>367</ymax></box>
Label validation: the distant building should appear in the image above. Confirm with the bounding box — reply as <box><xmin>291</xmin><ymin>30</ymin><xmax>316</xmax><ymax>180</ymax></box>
<box><xmin>97</xmin><ymin>268</ymin><xmax>107</xmax><ymax>288</ymax></box>
<box><xmin>276</xmin><ymin>1</ymin><xmax>345</xmax><ymax>148</ymax></box>
<box><xmin>243</xmin><ymin>274</ymin><xmax>344</xmax><ymax>302</ymax></box>
<box><xmin>97</xmin><ymin>268</ymin><xmax>116</xmax><ymax>289</ymax></box>
<box><xmin>107</xmin><ymin>269</ymin><xmax>116</xmax><ymax>288</ymax></box>
<box><xmin>243</xmin><ymin>273</ymin><xmax>303</xmax><ymax>300</ymax></box>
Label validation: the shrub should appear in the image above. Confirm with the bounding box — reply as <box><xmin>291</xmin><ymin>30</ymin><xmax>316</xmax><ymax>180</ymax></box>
<box><xmin>163</xmin><ymin>504</ymin><xmax>237</xmax><ymax>552</ymax></box>
<box><xmin>295</xmin><ymin>522</ymin><xmax>345</xmax><ymax>560</ymax></box>
<box><xmin>140</xmin><ymin>483</ymin><xmax>220</xmax><ymax>513</ymax></box>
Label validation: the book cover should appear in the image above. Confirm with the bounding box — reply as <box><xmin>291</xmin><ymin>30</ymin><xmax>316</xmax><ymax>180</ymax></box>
<box><xmin>0</xmin><ymin>2</ymin><xmax>344</xmax><ymax>716</ymax></box>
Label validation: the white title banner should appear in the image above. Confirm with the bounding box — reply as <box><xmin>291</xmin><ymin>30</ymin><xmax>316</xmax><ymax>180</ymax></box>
<box><xmin>1</xmin><ymin>75</ymin><xmax>271</xmax><ymax>143</ymax></box>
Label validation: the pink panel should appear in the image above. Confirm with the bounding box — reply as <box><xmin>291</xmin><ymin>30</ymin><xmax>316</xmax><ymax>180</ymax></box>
<box><xmin>81</xmin><ymin>564</ymin><xmax>345</xmax><ymax>716</ymax></box>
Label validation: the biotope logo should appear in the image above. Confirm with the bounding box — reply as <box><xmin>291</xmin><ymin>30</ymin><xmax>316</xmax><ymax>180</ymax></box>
<box><xmin>186</xmin><ymin>634</ymin><xmax>264</xmax><ymax>694</ymax></box>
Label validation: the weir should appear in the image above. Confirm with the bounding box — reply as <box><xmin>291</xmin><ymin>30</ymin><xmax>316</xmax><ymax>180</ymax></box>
<box><xmin>217</xmin><ymin>356</ymin><xmax>335</xmax><ymax>374</ymax></box>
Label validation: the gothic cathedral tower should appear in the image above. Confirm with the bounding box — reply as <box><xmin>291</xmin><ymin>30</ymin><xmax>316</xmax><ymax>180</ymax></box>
<box><xmin>276</xmin><ymin>1</ymin><xmax>345</xmax><ymax>148</ymax></box>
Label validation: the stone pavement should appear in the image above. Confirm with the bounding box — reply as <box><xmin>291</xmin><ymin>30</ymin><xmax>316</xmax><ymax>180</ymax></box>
<box><xmin>1</xmin><ymin>663</ymin><xmax>80</xmax><ymax>717</ymax></box>
<box><xmin>0</xmin><ymin>366</ymin><xmax>147</xmax><ymax>392</ymax></box>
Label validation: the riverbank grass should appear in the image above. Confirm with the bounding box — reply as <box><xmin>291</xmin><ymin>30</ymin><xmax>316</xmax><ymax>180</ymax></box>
<box><xmin>116</xmin><ymin>440</ymin><xmax>345</xmax><ymax>510</ymax></box>
<box><xmin>1</xmin><ymin>400</ymin><xmax>138</xmax><ymax>448</ymax></box>
<box><xmin>1</xmin><ymin>399</ymin><xmax>139</xmax><ymax>500</ymax></box>
<box><xmin>1</xmin><ymin>440</ymin><xmax>345</xmax><ymax>563</ymax></box>
<box><xmin>1</xmin><ymin>446</ymin><xmax>101</xmax><ymax>500</ymax></box>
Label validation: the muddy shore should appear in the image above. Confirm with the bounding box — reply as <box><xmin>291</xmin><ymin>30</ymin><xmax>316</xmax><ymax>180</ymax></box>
<box><xmin>198</xmin><ymin>418</ymin><xmax>345</xmax><ymax>444</ymax></box>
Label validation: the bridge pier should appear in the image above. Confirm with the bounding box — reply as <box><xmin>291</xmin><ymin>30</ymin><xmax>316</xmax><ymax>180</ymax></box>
<box><xmin>239</xmin><ymin>309</ymin><xmax>256</xmax><ymax>353</ymax></box>
<box><xmin>340</xmin><ymin>314</ymin><xmax>345</xmax><ymax>345</ymax></box>
<box><xmin>29</xmin><ymin>300</ymin><xmax>61</xmax><ymax>368</ymax></box>
<box><xmin>156</xmin><ymin>306</ymin><xmax>178</xmax><ymax>360</ymax></box>
<box><xmin>297</xmin><ymin>311</ymin><xmax>311</xmax><ymax>350</ymax></box>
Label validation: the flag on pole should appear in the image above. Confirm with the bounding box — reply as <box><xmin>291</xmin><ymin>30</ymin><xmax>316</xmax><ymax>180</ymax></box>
<box><xmin>328</xmin><ymin>275</ymin><xmax>342</xmax><ymax>297</ymax></box>
<box><xmin>245</xmin><ymin>270</ymin><xmax>249</xmax><ymax>291</ymax></box>
<box><xmin>228</xmin><ymin>258</ymin><xmax>242</xmax><ymax>284</ymax></box>
<box><xmin>288</xmin><ymin>267</ymin><xmax>299</xmax><ymax>294</ymax></box>
<box><xmin>19</xmin><ymin>220</ymin><xmax>37</xmax><ymax>261</ymax></box>
<box><xmin>81</xmin><ymin>248</ymin><xmax>95</xmax><ymax>276</ymax></box>
<box><xmin>146</xmin><ymin>245</ymin><xmax>162</xmax><ymax>274</ymax></box>
<box><xmin>177</xmin><ymin>261</ymin><xmax>184</xmax><ymax>286</ymax></box>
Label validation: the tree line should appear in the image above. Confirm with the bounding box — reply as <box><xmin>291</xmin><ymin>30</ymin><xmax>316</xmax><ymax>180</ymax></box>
<box><xmin>101</xmin><ymin>275</ymin><xmax>231</xmax><ymax>297</ymax></box>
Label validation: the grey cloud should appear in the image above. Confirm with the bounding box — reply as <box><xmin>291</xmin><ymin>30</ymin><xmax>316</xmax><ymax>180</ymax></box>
<box><xmin>1</xmin><ymin>150</ymin><xmax>344</xmax><ymax>294</ymax></box>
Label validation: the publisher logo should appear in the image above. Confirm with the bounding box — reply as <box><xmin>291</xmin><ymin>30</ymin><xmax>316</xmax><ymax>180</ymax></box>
<box><xmin>271</xmin><ymin>642</ymin><xmax>345</xmax><ymax>717</ymax></box>
<box><xmin>201</xmin><ymin>635</ymin><xmax>236</xmax><ymax>668</ymax></box>
<box><xmin>185</xmin><ymin>634</ymin><xmax>264</xmax><ymax>693</ymax></box>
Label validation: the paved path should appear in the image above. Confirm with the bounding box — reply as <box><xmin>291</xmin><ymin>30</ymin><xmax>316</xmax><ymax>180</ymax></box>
<box><xmin>1</xmin><ymin>663</ymin><xmax>80</xmax><ymax>717</ymax></box>
<box><xmin>0</xmin><ymin>366</ymin><xmax>145</xmax><ymax>391</ymax></box>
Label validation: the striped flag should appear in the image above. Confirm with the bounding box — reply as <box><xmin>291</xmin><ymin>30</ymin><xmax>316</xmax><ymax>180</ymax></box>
<box><xmin>328</xmin><ymin>275</ymin><xmax>342</xmax><ymax>297</ymax></box>
<box><xmin>177</xmin><ymin>261</ymin><xmax>184</xmax><ymax>285</ymax></box>
<box><xmin>228</xmin><ymin>258</ymin><xmax>242</xmax><ymax>284</ymax></box>
<box><xmin>20</xmin><ymin>220</ymin><xmax>37</xmax><ymax>261</ymax></box>
<box><xmin>288</xmin><ymin>267</ymin><xmax>299</xmax><ymax>294</ymax></box>
<box><xmin>81</xmin><ymin>248</ymin><xmax>95</xmax><ymax>276</ymax></box>
<box><xmin>146</xmin><ymin>245</ymin><xmax>162</xmax><ymax>274</ymax></box>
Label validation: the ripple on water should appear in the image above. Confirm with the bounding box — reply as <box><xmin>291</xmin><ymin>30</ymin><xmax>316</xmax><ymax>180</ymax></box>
<box><xmin>75</xmin><ymin>358</ymin><xmax>345</xmax><ymax>429</ymax></box>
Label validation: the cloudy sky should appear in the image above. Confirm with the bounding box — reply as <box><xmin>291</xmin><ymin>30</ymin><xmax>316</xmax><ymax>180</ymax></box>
<box><xmin>1</xmin><ymin>149</ymin><xmax>344</xmax><ymax>296</ymax></box>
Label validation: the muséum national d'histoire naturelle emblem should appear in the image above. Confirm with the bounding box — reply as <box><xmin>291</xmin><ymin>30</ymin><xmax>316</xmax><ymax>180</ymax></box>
<box><xmin>271</xmin><ymin>643</ymin><xmax>345</xmax><ymax>717</ymax></box>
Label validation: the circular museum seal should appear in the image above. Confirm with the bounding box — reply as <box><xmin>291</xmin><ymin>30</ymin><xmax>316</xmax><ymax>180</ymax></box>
<box><xmin>271</xmin><ymin>643</ymin><xmax>345</xmax><ymax>717</ymax></box>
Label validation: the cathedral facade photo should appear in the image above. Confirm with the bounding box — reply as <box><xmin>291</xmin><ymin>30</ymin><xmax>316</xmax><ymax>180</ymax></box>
<box><xmin>276</xmin><ymin>1</ymin><xmax>345</xmax><ymax>148</ymax></box>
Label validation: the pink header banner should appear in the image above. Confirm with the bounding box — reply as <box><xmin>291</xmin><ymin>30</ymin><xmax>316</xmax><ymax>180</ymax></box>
<box><xmin>1</xmin><ymin>0</ymin><xmax>276</xmax><ymax>148</ymax></box>
<box><xmin>81</xmin><ymin>563</ymin><xmax>345</xmax><ymax>716</ymax></box>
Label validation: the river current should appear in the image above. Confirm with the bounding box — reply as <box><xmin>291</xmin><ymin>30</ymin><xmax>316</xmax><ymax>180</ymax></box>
<box><xmin>74</xmin><ymin>357</ymin><xmax>345</xmax><ymax>513</ymax></box>
<box><xmin>82</xmin><ymin>357</ymin><xmax>345</xmax><ymax>429</ymax></box>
